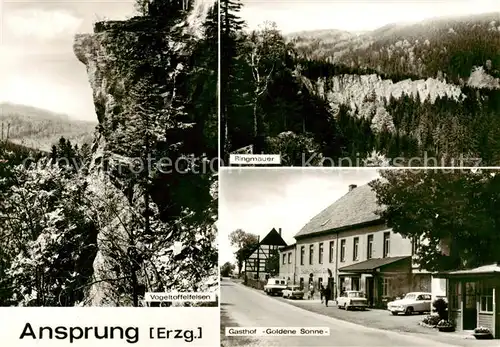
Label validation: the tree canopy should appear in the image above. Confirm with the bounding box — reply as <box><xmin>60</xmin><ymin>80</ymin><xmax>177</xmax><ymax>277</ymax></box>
<box><xmin>370</xmin><ymin>169</ymin><xmax>500</xmax><ymax>271</ymax></box>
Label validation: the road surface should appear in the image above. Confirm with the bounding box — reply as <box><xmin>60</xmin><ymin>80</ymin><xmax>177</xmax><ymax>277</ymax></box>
<box><xmin>221</xmin><ymin>280</ymin><xmax>462</xmax><ymax>347</ymax></box>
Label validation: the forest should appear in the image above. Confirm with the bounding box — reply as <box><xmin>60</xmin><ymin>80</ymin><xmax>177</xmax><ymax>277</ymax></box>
<box><xmin>0</xmin><ymin>0</ymin><xmax>218</xmax><ymax>307</ymax></box>
<box><xmin>221</xmin><ymin>2</ymin><xmax>500</xmax><ymax>166</ymax></box>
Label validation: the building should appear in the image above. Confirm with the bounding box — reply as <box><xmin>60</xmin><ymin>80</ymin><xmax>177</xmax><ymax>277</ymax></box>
<box><xmin>244</xmin><ymin>228</ymin><xmax>287</xmax><ymax>282</ymax></box>
<box><xmin>436</xmin><ymin>264</ymin><xmax>500</xmax><ymax>338</ymax></box>
<box><xmin>279</xmin><ymin>244</ymin><xmax>296</xmax><ymax>282</ymax></box>
<box><xmin>279</xmin><ymin>183</ymin><xmax>445</xmax><ymax>307</ymax></box>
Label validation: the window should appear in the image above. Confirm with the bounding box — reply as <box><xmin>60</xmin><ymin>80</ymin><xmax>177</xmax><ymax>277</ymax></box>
<box><xmin>340</xmin><ymin>239</ymin><xmax>346</xmax><ymax>262</ymax></box>
<box><xmin>287</xmin><ymin>252</ymin><xmax>292</xmax><ymax>264</ymax></box>
<box><xmin>367</xmin><ymin>234</ymin><xmax>373</xmax><ymax>259</ymax></box>
<box><xmin>353</xmin><ymin>237</ymin><xmax>359</xmax><ymax>261</ymax></box>
<box><xmin>309</xmin><ymin>244</ymin><xmax>314</xmax><ymax>265</ymax></box>
<box><xmin>300</xmin><ymin>246</ymin><xmax>305</xmax><ymax>265</ymax></box>
<box><xmin>318</xmin><ymin>277</ymin><xmax>323</xmax><ymax>290</ymax></box>
<box><xmin>319</xmin><ymin>243</ymin><xmax>324</xmax><ymax>264</ymax></box>
<box><xmin>351</xmin><ymin>277</ymin><xmax>360</xmax><ymax>291</ymax></box>
<box><xmin>412</xmin><ymin>237</ymin><xmax>420</xmax><ymax>255</ymax></box>
<box><xmin>382</xmin><ymin>278</ymin><xmax>390</xmax><ymax>296</ymax></box>
<box><xmin>329</xmin><ymin>241</ymin><xmax>335</xmax><ymax>263</ymax></box>
<box><xmin>450</xmin><ymin>282</ymin><xmax>462</xmax><ymax>310</ymax></box>
<box><xmin>383</xmin><ymin>232</ymin><xmax>390</xmax><ymax>258</ymax></box>
<box><xmin>282</xmin><ymin>253</ymin><xmax>286</xmax><ymax>264</ymax></box>
<box><xmin>347</xmin><ymin>291</ymin><xmax>363</xmax><ymax>298</ymax></box>
<box><xmin>480</xmin><ymin>283</ymin><xmax>493</xmax><ymax>313</ymax></box>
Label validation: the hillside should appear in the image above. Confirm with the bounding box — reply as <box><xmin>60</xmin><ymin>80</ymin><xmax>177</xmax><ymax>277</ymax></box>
<box><xmin>223</xmin><ymin>7</ymin><xmax>500</xmax><ymax>166</ymax></box>
<box><xmin>289</xmin><ymin>12</ymin><xmax>500</xmax><ymax>84</ymax></box>
<box><xmin>0</xmin><ymin>103</ymin><xmax>96</xmax><ymax>152</ymax></box>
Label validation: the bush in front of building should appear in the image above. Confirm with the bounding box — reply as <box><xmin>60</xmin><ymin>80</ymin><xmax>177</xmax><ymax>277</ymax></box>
<box><xmin>421</xmin><ymin>314</ymin><xmax>441</xmax><ymax>327</ymax></box>
<box><xmin>432</xmin><ymin>298</ymin><xmax>448</xmax><ymax>320</ymax></box>
<box><xmin>436</xmin><ymin>319</ymin><xmax>455</xmax><ymax>332</ymax></box>
<box><xmin>473</xmin><ymin>327</ymin><xmax>493</xmax><ymax>339</ymax></box>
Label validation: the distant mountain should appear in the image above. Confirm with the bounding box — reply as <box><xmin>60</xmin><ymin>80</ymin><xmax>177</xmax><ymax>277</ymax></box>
<box><xmin>290</xmin><ymin>12</ymin><xmax>500</xmax><ymax>85</ymax></box>
<box><xmin>0</xmin><ymin>103</ymin><xmax>96</xmax><ymax>152</ymax></box>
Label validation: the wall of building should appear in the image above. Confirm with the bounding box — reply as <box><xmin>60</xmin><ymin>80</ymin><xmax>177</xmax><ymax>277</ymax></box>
<box><xmin>279</xmin><ymin>222</ymin><xmax>447</xmax><ymax>302</ymax></box>
<box><xmin>292</xmin><ymin>224</ymin><xmax>414</xmax><ymax>293</ymax></box>
<box><xmin>245</xmin><ymin>244</ymin><xmax>280</xmax><ymax>280</ymax></box>
<box><xmin>279</xmin><ymin>247</ymin><xmax>296</xmax><ymax>282</ymax></box>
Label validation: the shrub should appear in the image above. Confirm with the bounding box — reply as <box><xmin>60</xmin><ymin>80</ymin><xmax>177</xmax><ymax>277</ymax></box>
<box><xmin>433</xmin><ymin>298</ymin><xmax>448</xmax><ymax>320</ymax></box>
<box><xmin>437</xmin><ymin>320</ymin><xmax>454</xmax><ymax>328</ymax></box>
<box><xmin>422</xmin><ymin>314</ymin><xmax>441</xmax><ymax>326</ymax></box>
<box><xmin>474</xmin><ymin>327</ymin><xmax>491</xmax><ymax>334</ymax></box>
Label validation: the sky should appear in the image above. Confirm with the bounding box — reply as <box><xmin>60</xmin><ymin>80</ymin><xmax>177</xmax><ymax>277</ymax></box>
<box><xmin>0</xmin><ymin>0</ymin><xmax>137</xmax><ymax>121</ymax></box>
<box><xmin>218</xmin><ymin>168</ymin><xmax>382</xmax><ymax>265</ymax></box>
<box><xmin>241</xmin><ymin>0</ymin><xmax>500</xmax><ymax>34</ymax></box>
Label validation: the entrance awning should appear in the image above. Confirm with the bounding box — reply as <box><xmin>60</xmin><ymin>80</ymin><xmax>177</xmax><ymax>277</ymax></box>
<box><xmin>434</xmin><ymin>263</ymin><xmax>500</xmax><ymax>279</ymax></box>
<box><xmin>338</xmin><ymin>256</ymin><xmax>410</xmax><ymax>273</ymax></box>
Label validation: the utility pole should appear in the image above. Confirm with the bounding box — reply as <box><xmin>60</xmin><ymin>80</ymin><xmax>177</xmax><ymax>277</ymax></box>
<box><xmin>1</xmin><ymin>122</ymin><xmax>3</xmax><ymax>141</ymax></box>
<box><xmin>6</xmin><ymin>123</ymin><xmax>10</xmax><ymax>140</ymax></box>
<box><xmin>256</xmin><ymin>235</ymin><xmax>260</xmax><ymax>281</ymax></box>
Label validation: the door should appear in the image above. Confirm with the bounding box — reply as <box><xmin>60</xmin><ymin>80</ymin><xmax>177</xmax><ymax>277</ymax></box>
<box><xmin>415</xmin><ymin>294</ymin><xmax>431</xmax><ymax>312</ymax></box>
<box><xmin>463</xmin><ymin>282</ymin><xmax>477</xmax><ymax>330</ymax></box>
<box><xmin>366</xmin><ymin>277</ymin><xmax>374</xmax><ymax>307</ymax></box>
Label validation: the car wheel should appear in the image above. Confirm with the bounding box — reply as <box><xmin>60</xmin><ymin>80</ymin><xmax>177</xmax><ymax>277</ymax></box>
<box><xmin>405</xmin><ymin>307</ymin><xmax>414</xmax><ymax>315</ymax></box>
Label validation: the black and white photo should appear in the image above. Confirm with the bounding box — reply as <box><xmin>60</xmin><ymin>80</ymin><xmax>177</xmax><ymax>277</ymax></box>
<box><xmin>0</xmin><ymin>0</ymin><xmax>218</xmax><ymax>307</ymax></box>
<box><xmin>220</xmin><ymin>167</ymin><xmax>500</xmax><ymax>345</ymax></box>
<box><xmin>221</xmin><ymin>0</ymin><xmax>500</xmax><ymax>166</ymax></box>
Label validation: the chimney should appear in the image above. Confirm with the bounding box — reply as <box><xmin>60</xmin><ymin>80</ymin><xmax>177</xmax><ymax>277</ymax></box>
<box><xmin>349</xmin><ymin>184</ymin><xmax>357</xmax><ymax>192</ymax></box>
<box><xmin>278</xmin><ymin>228</ymin><xmax>282</xmax><ymax>236</ymax></box>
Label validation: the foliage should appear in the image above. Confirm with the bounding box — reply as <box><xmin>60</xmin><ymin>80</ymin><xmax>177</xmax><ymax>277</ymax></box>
<box><xmin>264</xmin><ymin>249</ymin><xmax>279</xmax><ymax>276</ymax></box>
<box><xmin>222</xmin><ymin>4</ymin><xmax>500</xmax><ymax>165</ymax></box>
<box><xmin>220</xmin><ymin>262</ymin><xmax>235</xmax><ymax>277</ymax></box>
<box><xmin>229</xmin><ymin>229</ymin><xmax>259</xmax><ymax>275</ymax></box>
<box><xmin>437</xmin><ymin>319</ymin><xmax>454</xmax><ymax>328</ymax></box>
<box><xmin>0</xmin><ymin>1</ymin><xmax>218</xmax><ymax>307</ymax></box>
<box><xmin>370</xmin><ymin>170</ymin><xmax>500</xmax><ymax>271</ymax></box>
<box><xmin>432</xmin><ymin>298</ymin><xmax>448</xmax><ymax>320</ymax></box>
<box><xmin>422</xmin><ymin>314</ymin><xmax>442</xmax><ymax>327</ymax></box>
<box><xmin>474</xmin><ymin>327</ymin><xmax>492</xmax><ymax>334</ymax></box>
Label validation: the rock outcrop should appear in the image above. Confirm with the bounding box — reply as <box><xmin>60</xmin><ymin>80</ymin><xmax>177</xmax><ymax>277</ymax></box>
<box><xmin>305</xmin><ymin>74</ymin><xmax>464</xmax><ymax>132</ymax></box>
<box><xmin>73</xmin><ymin>0</ymin><xmax>216</xmax><ymax>306</ymax></box>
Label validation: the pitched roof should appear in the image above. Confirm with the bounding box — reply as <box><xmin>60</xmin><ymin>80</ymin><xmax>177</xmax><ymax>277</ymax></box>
<box><xmin>260</xmin><ymin>228</ymin><xmax>287</xmax><ymax>246</ymax></box>
<box><xmin>435</xmin><ymin>263</ymin><xmax>500</xmax><ymax>278</ymax></box>
<box><xmin>294</xmin><ymin>183</ymin><xmax>383</xmax><ymax>239</ymax></box>
<box><xmin>338</xmin><ymin>256</ymin><xmax>410</xmax><ymax>273</ymax></box>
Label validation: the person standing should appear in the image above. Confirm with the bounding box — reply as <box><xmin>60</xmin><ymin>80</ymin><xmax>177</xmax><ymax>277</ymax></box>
<box><xmin>324</xmin><ymin>286</ymin><xmax>332</xmax><ymax>307</ymax></box>
<box><xmin>309</xmin><ymin>283</ymin><xmax>315</xmax><ymax>300</ymax></box>
<box><xmin>320</xmin><ymin>285</ymin><xmax>325</xmax><ymax>304</ymax></box>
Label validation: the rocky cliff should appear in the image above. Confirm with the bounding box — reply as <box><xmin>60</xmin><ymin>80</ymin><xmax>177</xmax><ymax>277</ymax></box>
<box><xmin>73</xmin><ymin>0</ymin><xmax>216</xmax><ymax>306</ymax></box>
<box><xmin>302</xmin><ymin>73</ymin><xmax>465</xmax><ymax>132</ymax></box>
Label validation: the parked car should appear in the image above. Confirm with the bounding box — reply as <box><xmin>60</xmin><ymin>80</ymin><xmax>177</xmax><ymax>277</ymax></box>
<box><xmin>263</xmin><ymin>278</ymin><xmax>287</xmax><ymax>296</ymax></box>
<box><xmin>282</xmin><ymin>285</ymin><xmax>304</xmax><ymax>299</ymax></box>
<box><xmin>336</xmin><ymin>290</ymin><xmax>368</xmax><ymax>310</ymax></box>
<box><xmin>387</xmin><ymin>292</ymin><xmax>432</xmax><ymax>315</ymax></box>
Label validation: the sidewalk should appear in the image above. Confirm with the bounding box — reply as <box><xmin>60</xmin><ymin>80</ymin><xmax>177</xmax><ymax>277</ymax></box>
<box><xmin>277</xmin><ymin>297</ymin><xmax>499</xmax><ymax>347</ymax></box>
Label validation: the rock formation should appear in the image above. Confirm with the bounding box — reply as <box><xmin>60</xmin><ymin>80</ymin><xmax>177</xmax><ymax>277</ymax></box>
<box><xmin>73</xmin><ymin>0</ymin><xmax>216</xmax><ymax>306</ymax></box>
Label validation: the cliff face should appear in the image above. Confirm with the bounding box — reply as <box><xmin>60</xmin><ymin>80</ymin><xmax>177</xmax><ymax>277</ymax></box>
<box><xmin>72</xmin><ymin>0</ymin><xmax>216</xmax><ymax>306</ymax></box>
<box><xmin>304</xmin><ymin>73</ymin><xmax>464</xmax><ymax>132</ymax></box>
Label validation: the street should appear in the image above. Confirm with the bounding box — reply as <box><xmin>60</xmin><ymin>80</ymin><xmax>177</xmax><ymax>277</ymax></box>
<box><xmin>221</xmin><ymin>279</ymin><xmax>464</xmax><ymax>347</ymax></box>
